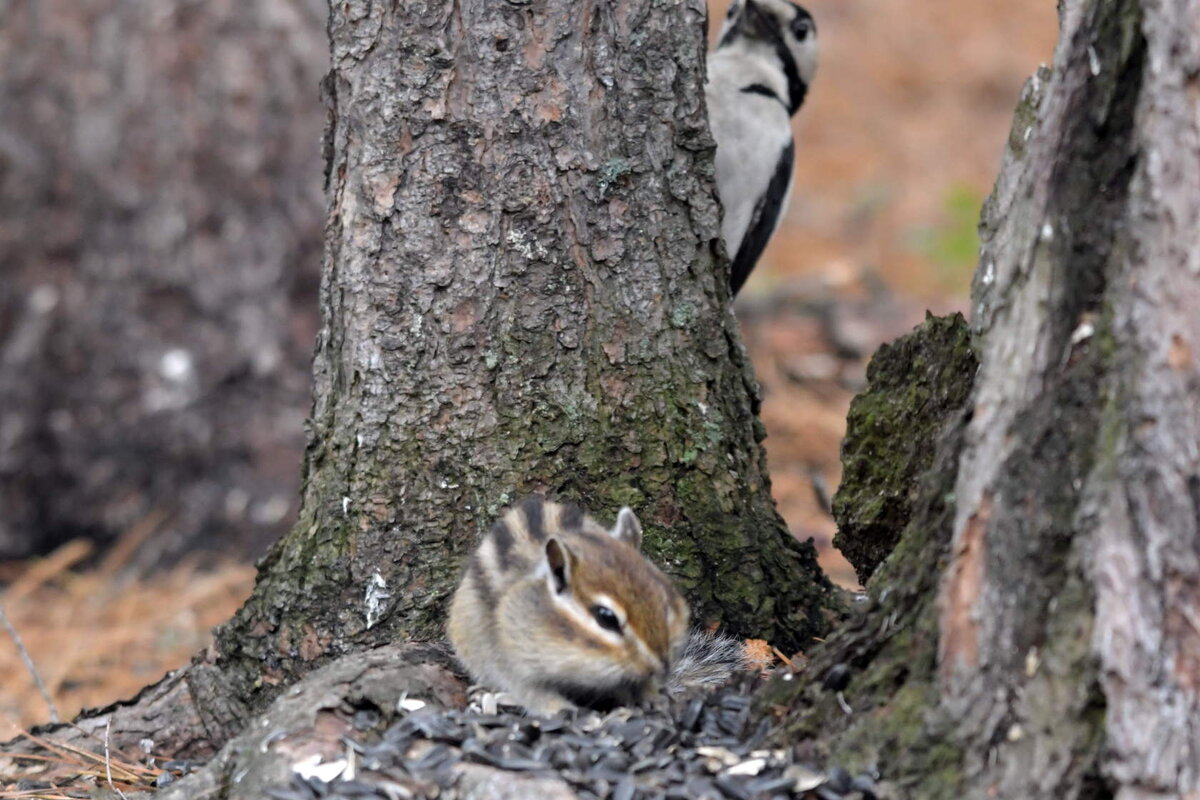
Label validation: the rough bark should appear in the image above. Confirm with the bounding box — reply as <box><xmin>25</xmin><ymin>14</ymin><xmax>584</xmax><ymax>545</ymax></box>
<box><xmin>832</xmin><ymin>313</ymin><xmax>976</xmax><ymax>585</ymax></box>
<box><xmin>148</xmin><ymin>643</ymin><xmax>591</xmax><ymax>800</ymax></box>
<box><xmin>770</xmin><ymin>0</ymin><xmax>1200</xmax><ymax>797</ymax></box>
<box><xmin>206</xmin><ymin>0</ymin><xmax>834</xmax><ymax>720</ymax></box>
<box><xmin>151</xmin><ymin>643</ymin><xmax>467</xmax><ymax>800</ymax></box>
<box><xmin>0</xmin><ymin>0</ymin><xmax>326</xmax><ymax>562</ymax></box>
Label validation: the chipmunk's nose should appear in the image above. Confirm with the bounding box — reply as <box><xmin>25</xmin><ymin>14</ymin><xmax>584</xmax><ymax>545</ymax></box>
<box><xmin>641</xmin><ymin>671</ymin><xmax>671</xmax><ymax>712</ymax></box>
<box><xmin>637</xmin><ymin>649</ymin><xmax>668</xmax><ymax>681</ymax></box>
<box><xmin>631</xmin><ymin>632</ymin><xmax>668</xmax><ymax>674</ymax></box>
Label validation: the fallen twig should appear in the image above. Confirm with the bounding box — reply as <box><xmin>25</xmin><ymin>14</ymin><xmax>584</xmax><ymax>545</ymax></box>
<box><xmin>104</xmin><ymin>719</ymin><xmax>128</xmax><ymax>800</ymax></box>
<box><xmin>18</xmin><ymin>730</ymin><xmax>149</xmax><ymax>782</ymax></box>
<box><xmin>0</xmin><ymin>605</ymin><xmax>59</xmax><ymax>723</ymax></box>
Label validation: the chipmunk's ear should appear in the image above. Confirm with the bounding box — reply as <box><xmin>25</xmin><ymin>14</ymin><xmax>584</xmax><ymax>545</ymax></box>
<box><xmin>608</xmin><ymin>507</ymin><xmax>643</xmax><ymax>550</ymax></box>
<box><xmin>544</xmin><ymin>537</ymin><xmax>574</xmax><ymax>594</ymax></box>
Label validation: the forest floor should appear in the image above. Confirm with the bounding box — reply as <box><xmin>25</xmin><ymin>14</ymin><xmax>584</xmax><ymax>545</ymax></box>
<box><xmin>0</xmin><ymin>0</ymin><xmax>1058</xmax><ymax>750</ymax></box>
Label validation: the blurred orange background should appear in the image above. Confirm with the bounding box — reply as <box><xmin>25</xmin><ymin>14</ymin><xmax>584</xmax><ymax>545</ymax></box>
<box><xmin>717</xmin><ymin>0</ymin><xmax>1058</xmax><ymax>298</ymax></box>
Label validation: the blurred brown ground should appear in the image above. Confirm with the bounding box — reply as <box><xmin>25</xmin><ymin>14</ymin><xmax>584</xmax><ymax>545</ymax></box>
<box><xmin>0</xmin><ymin>0</ymin><xmax>1057</xmax><ymax>742</ymax></box>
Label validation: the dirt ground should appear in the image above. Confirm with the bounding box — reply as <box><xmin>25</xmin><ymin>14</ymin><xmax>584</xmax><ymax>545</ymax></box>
<box><xmin>0</xmin><ymin>0</ymin><xmax>1058</xmax><ymax>745</ymax></box>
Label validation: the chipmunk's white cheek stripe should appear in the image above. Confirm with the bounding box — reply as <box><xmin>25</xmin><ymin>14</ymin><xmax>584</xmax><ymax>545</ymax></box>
<box><xmin>550</xmin><ymin>590</ymin><xmax>621</xmax><ymax>645</ymax></box>
<box><xmin>588</xmin><ymin>592</ymin><xmax>658</xmax><ymax>670</ymax></box>
<box><xmin>591</xmin><ymin>594</ymin><xmax>626</xmax><ymax>626</ymax></box>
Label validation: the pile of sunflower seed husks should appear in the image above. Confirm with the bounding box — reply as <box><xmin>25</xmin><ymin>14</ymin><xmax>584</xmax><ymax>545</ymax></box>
<box><xmin>264</xmin><ymin>673</ymin><xmax>879</xmax><ymax>800</ymax></box>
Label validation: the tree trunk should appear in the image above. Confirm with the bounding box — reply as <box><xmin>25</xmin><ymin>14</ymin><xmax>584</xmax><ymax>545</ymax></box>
<box><xmin>205</xmin><ymin>0</ymin><xmax>835</xmax><ymax>718</ymax></box>
<box><xmin>0</xmin><ymin>0</ymin><xmax>834</xmax><ymax>764</ymax></box>
<box><xmin>772</xmin><ymin>0</ymin><xmax>1200</xmax><ymax>796</ymax></box>
<box><xmin>0</xmin><ymin>0</ymin><xmax>327</xmax><ymax>562</ymax></box>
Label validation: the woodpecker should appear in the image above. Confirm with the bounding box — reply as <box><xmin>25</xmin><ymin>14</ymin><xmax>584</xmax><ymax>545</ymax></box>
<box><xmin>706</xmin><ymin>0</ymin><xmax>818</xmax><ymax>295</ymax></box>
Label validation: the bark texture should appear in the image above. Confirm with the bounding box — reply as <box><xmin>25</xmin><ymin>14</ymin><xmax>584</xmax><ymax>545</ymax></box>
<box><xmin>771</xmin><ymin>0</ymin><xmax>1200</xmax><ymax>797</ymax></box>
<box><xmin>832</xmin><ymin>313</ymin><xmax>976</xmax><ymax>585</ymax></box>
<box><xmin>210</xmin><ymin>0</ymin><xmax>835</xmax><ymax>716</ymax></box>
<box><xmin>0</xmin><ymin>0</ymin><xmax>326</xmax><ymax>561</ymax></box>
<box><xmin>152</xmin><ymin>644</ymin><xmax>467</xmax><ymax>800</ymax></box>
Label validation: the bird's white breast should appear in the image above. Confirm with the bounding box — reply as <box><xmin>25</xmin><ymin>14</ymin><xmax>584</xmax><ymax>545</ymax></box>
<box><xmin>705</xmin><ymin>50</ymin><xmax>796</xmax><ymax>258</ymax></box>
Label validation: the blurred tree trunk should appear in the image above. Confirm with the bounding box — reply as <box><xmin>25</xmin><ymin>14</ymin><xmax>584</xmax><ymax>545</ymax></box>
<box><xmin>201</xmin><ymin>0</ymin><xmax>834</xmax><ymax>720</ymax></box>
<box><xmin>0</xmin><ymin>0</ymin><xmax>327</xmax><ymax>563</ymax></box>
<box><xmin>773</xmin><ymin>0</ymin><xmax>1200</xmax><ymax>796</ymax></box>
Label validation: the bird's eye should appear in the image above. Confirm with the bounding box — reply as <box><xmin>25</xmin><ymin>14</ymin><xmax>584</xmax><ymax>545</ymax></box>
<box><xmin>725</xmin><ymin>2</ymin><xmax>738</xmax><ymax>19</ymax></box>
<box><xmin>791</xmin><ymin>16</ymin><xmax>812</xmax><ymax>39</ymax></box>
<box><xmin>591</xmin><ymin>604</ymin><xmax>622</xmax><ymax>633</ymax></box>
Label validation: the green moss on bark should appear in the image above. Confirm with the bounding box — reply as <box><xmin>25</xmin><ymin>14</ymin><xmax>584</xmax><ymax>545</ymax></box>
<box><xmin>764</xmin><ymin>1</ymin><xmax>1143</xmax><ymax>791</ymax></box>
<box><xmin>832</xmin><ymin>312</ymin><xmax>977</xmax><ymax>584</ymax></box>
<box><xmin>763</xmin><ymin>315</ymin><xmax>976</xmax><ymax>757</ymax></box>
<box><xmin>761</xmin><ymin>395</ymin><xmax>971</xmax><ymax>794</ymax></box>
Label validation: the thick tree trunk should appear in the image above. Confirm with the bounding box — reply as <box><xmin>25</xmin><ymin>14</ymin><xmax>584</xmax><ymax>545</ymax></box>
<box><xmin>0</xmin><ymin>0</ymin><xmax>327</xmax><ymax>562</ymax></box>
<box><xmin>0</xmin><ymin>0</ymin><xmax>834</xmax><ymax>764</ymax></box>
<box><xmin>773</xmin><ymin>0</ymin><xmax>1200</xmax><ymax>797</ymax></box>
<box><xmin>205</xmin><ymin>0</ymin><xmax>834</xmax><ymax>718</ymax></box>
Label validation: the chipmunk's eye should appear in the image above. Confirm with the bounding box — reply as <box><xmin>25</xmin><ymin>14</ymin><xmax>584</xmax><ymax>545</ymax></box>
<box><xmin>591</xmin><ymin>604</ymin><xmax>622</xmax><ymax>633</ymax></box>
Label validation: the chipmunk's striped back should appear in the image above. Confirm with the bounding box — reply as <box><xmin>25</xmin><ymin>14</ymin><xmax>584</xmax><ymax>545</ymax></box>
<box><xmin>464</xmin><ymin>497</ymin><xmax>589</xmax><ymax>597</ymax></box>
<box><xmin>448</xmin><ymin>496</ymin><xmax>689</xmax><ymax>714</ymax></box>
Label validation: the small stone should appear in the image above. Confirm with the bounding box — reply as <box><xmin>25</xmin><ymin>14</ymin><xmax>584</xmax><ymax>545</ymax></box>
<box><xmin>682</xmin><ymin>698</ymin><xmax>705</xmax><ymax>731</ymax></box>
<box><xmin>354</xmin><ymin>708</ymin><xmax>382</xmax><ymax>730</ymax></box>
<box><xmin>783</xmin><ymin>764</ymin><xmax>825</xmax><ymax>792</ymax></box>
<box><xmin>335</xmin><ymin>779</ymin><xmax>387</xmax><ymax>796</ymax></box>
<box><xmin>746</xmin><ymin>775</ymin><xmax>796</xmax><ymax>795</ymax></box>
<box><xmin>714</xmin><ymin>773</ymin><xmax>753</xmax><ymax>800</ymax></box>
<box><xmin>695</xmin><ymin>746</ymin><xmax>739</xmax><ymax>766</ymax></box>
<box><xmin>822</xmin><ymin>663</ymin><xmax>852</xmax><ymax>692</ymax></box>
<box><xmin>724</xmin><ymin>757</ymin><xmax>766</xmax><ymax>776</ymax></box>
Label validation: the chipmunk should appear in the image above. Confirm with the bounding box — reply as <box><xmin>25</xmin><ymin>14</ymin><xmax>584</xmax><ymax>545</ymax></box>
<box><xmin>447</xmin><ymin>496</ymin><xmax>691</xmax><ymax>715</ymax></box>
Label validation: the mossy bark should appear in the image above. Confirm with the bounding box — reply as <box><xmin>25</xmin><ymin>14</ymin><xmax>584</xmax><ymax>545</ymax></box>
<box><xmin>832</xmin><ymin>313</ymin><xmax>976</xmax><ymax>585</ymax></box>
<box><xmin>770</xmin><ymin>0</ymin><xmax>1200</xmax><ymax>796</ymax></box>
<box><xmin>206</xmin><ymin>0</ymin><xmax>836</xmax><ymax>719</ymax></box>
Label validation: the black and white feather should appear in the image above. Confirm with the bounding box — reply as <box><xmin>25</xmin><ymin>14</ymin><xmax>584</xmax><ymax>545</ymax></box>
<box><xmin>707</xmin><ymin>0</ymin><xmax>818</xmax><ymax>295</ymax></box>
